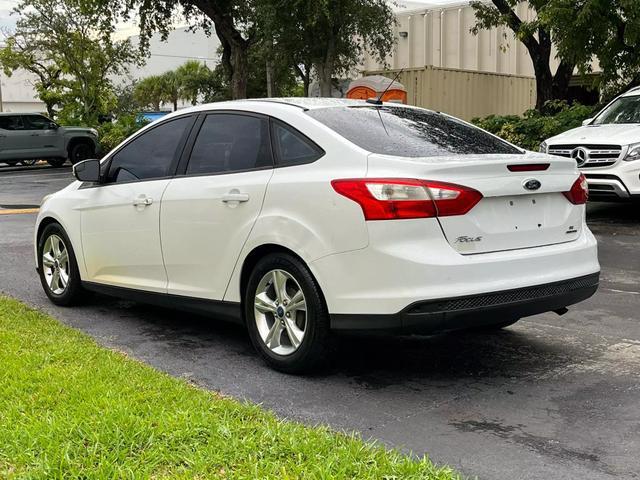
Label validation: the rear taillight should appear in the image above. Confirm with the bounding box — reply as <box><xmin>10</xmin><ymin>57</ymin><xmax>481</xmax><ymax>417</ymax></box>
<box><xmin>331</xmin><ymin>178</ymin><xmax>482</xmax><ymax>220</ymax></box>
<box><xmin>563</xmin><ymin>173</ymin><xmax>589</xmax><ymax>205</ymax></box>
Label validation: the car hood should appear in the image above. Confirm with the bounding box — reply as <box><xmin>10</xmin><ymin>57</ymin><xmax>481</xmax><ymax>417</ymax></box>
<box><xmin>62</xmin><ymin>126</ymin><xmax>96</xmax><ymax>135</ymax></box>
<box><xmin>547</xmin><ymin>124</ymin><xmax>640</xmax><ymax>146</ymax></box>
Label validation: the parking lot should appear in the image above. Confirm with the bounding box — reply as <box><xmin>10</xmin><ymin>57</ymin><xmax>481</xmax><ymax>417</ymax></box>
<box><xmin>1</xmin><ymin>163</ymin><xmax>638</xmax><ymax>480</ymax></box>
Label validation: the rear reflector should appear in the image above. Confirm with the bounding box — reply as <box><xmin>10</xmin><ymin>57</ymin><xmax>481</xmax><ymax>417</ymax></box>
<box><xmin>563</xmin><ymin>173</ymin><xmax>589</xmax><ymax>205</ymax></box>
<box><xmin>331</xmin><ymin>178</ymin><xmax>482</xmax><ymax>220</ymax></box>
<box><xmin>507</xmin><ymin>164</ymin><xmax>550</xmax><ymax>172</ymax></box>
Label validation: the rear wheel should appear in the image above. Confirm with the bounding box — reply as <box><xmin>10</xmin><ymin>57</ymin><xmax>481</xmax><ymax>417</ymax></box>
<box><xmin>245</xmin><ymin>253</ymin><xmax>330</xmax><ymax>373</ymax></box>
<box><xmin>47</xmin><ymin>158</ymin><xmax>66</xmax><ymax>168</ymax></box>
<box><xmin>37</xmin><ymin>223</ymin><xmax>84</xmax><ymax>306</ymax></box>
<box><xmin>68</xmin><ymin>142</ymin><xmax>94</xmax><ymax>165</ymax></box>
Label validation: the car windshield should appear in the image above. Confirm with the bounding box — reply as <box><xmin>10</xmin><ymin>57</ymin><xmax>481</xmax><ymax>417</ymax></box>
<box><xmin>593</xmin><ymin>95</ymin><xmax>640</xmax><ymax>125</ymax></box>
<box><xmin>306</xmin><ymin>106</ymin><xmax>522</xmax><ymax>157</ymax></box>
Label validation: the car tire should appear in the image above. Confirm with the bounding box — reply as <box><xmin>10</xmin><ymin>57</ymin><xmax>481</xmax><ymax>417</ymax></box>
<box><xmin>68</xmin><ymin>142</ymin><xmax>94</xmax><ymax>165</ymax></box>
<box><xmin>37</xmin><ymin>223</ymin><xmax>84</xmax><ymax>306</ymax></box>
<box><xmin>47</xmin><ymin>158</ymin><xmax>67</xmax><ymax>168</ymax></box>
<box><xmin>244</xmin><ymin>253</ymin><xmax>331</xmax><ymax>374</ymax></box>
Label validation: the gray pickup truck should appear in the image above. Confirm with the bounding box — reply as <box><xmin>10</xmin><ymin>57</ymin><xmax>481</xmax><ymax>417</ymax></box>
<box><xmin>0</xmin><ymin>113</ymin><xmax>98</xmax><ymax>168</ymax></box>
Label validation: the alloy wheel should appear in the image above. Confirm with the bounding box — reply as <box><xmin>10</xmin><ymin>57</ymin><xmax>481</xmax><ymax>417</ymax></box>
<box><xmin>254</xmin><ymin>269</ymin><xmax>307</xmax><ymax>356</ymax></box>
<box><xmin>42</xmin><ymin>234</ymin><xmax>70</xmax><ymax>295</ymax></box>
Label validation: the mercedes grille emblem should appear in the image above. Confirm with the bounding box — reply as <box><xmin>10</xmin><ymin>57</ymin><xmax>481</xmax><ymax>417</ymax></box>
<box><xmin>571</xmin><ymin>147</ymin><xmax>588</xmax><ymax>167</ymax></box>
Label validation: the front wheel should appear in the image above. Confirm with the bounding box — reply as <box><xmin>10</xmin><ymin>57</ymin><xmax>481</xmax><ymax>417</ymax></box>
<box><xmin>37</xmin><ymin>223</ymin><xmax>84</xmax><ymax>306</ymax></box>
<box><xmin>68</xmin><ymin>142</ymin><xmax>94</xmax><ymax>165</ymax></box>
<box><xmin>245</xmin><ymin>253</ymin><xmax>331</xmax><ymax>373</ymax></box>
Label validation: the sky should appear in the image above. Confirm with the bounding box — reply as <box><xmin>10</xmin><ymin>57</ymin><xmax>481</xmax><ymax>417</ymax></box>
<box><xmin>0</xmin><ymin>0</ymin><xmax>467</xmax><ymax>33</ymax></box>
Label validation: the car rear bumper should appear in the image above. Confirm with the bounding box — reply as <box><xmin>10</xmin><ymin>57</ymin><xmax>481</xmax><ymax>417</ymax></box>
<box><xmin>330</xmin><ymin>272</ymin><xmax>599</xmax><ymax>333</ymax></box>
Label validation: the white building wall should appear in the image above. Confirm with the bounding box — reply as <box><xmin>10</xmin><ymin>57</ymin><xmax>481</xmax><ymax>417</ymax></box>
<box><xmin>123</xmin><ymin>27</ymin><xmax>220</xmax><ymax>81</ymax></box>
<box><xmin>0</xmin><ymin>69</ymin><xmax>46</xmax><ymax>113</ymax></box>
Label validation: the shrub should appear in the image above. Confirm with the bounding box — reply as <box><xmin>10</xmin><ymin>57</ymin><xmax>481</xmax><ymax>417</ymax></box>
<box><xmin>97</xmin><ymin>114</ymin><xmax>149</xmax><ymax>154</ymax></box>
<box><xmin>472</xmin><ymin>101</ymin><xmax>596</xmax><ymax>151</ymax></box>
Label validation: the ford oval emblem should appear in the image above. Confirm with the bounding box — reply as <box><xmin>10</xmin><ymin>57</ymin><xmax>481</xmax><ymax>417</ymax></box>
<box><xmin>524</xmin><ymin>179</ymin><xmax>541</xmax><ymax>191</ymax></box>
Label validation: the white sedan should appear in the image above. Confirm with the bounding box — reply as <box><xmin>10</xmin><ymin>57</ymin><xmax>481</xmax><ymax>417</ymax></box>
<box><xmin>35</xmin><ymin>98</ymin><xmax>600</xmax><ymax>372</ymax></box>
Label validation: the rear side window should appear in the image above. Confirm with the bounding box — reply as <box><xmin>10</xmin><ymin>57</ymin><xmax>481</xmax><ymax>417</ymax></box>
<box><xmin>23</xmin><ymin>115</ymin><xmax>53</xmax><ymax>130</ymax></box>
<box><xmin>272</xmin><ymin>120</ymin><xmax>323</xmax><ymax>166</ymax></box>
<box><xmin>186</xmin><ymin>113</ymin><xmax>272</xmax><ymax>175</ymax></box>
<box><xmin>0</xmin><ymin>115</ymin><xmax>24</xmax><ymax>130</ymax></box>
<box><xmin>108</xmin><ymin>116</ymin><xmax>192</xmax><ymax>183</ymax></box>
<box><xmin>306</xmin><ymin>106</ymin><xmax>522</xmax><ymax>157</ymax></box>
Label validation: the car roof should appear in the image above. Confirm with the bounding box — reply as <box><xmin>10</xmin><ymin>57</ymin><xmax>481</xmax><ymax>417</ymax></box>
<box><xmin>0</xmin><ymin>112</ymin><xmax>44</xmax><ymax>116</ymax></box>
<box><xmin>620</xmin><ymin>87</ymin><xmax>640</xmax><ymax>98</ymax></box>
<box><xmin>171</xmin><ymin>97</ymin><xmax>412</xmax><ymax>115</ymax></box>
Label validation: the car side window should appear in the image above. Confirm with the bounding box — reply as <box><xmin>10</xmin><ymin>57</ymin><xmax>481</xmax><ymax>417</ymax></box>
<box><xmin>107</xmin><ymin>116</ymin><xmax>192</xmax><ymax>183</ymax></box>
<box><xmin>185</xmin><ymin>113</ymin><xmax>272</xmax><ymax>175</ymax></box>
<box><xmin>271</xmin><ymin>120</ymin><xmax>324</xmax><ymax>166</ymax></box>
<box><xmin>0</xmin><ymin>115</ymin><xmax>24</xmax><ymax>131</ymax></box>
<box><xmin>22</xmin><ymin>115</ymin><xmax>53</xmax><ymax>130</ymax></box>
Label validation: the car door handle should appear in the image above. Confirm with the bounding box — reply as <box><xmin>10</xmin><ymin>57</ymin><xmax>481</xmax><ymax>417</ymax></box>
<box><xmin>221</xmin><ymin>192</ymin><xmax>250</xmax><ymax>203</ymax></box>
<box><xmin>30</xmin><ymin>133</ymin><xmax>40</xmax><ymax>136</ymax></box>
<box><xmin>132</xmin><ymin>196</ymin><xmax>153</xmax><ymax>207</ymax></box>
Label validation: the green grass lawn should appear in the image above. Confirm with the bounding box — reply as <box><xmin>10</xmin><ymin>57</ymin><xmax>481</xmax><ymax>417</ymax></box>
<box><xmin>0</xmin><ymin>297</ymin><xmax>460</xmax><ymax>479</ymax></box>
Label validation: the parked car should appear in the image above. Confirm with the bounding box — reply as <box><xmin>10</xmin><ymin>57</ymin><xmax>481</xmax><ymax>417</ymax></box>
<box><xmin>541</xmin><ymin>87</ymin><xmax>640</xmax><ymax>201</ymax></box>
<box><xmin>0</xmin><ymin>113</ymin><xmax>98</xmax><ymax>168</ymax></box>
<box><xmin>35</xmin><ymin>98</ymin><xmax>600</xmax><ymax>372</ymax></box>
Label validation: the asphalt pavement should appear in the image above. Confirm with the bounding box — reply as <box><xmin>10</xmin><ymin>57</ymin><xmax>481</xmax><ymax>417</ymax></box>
<box><xmin>1</xmin><ymin>163</ymin><xmax>639</xmax><ymax>480</ymax></box>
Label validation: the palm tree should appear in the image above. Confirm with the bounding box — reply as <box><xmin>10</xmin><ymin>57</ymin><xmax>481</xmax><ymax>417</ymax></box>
<box><xmin>133</xmin><ymin>75</ymin><xmax>165</xmax><ymax>111</ymax></box>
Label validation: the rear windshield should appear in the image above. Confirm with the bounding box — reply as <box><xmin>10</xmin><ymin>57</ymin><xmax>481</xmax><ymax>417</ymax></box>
<box><xmin>306</xmin><ymin>106</ymin><xmax>522</xmax><ymax>157</ymax></box>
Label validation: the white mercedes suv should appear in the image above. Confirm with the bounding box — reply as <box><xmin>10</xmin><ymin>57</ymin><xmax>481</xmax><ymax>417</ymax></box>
<box><xmin>542</xmin><ymin>87</ymin><xmax>640</xmax><ymax>201</ymax></box>
<box><xmin>35</xmin><ymin>98</ymin><xmax>600</xmax><ymax>372</ymax></box>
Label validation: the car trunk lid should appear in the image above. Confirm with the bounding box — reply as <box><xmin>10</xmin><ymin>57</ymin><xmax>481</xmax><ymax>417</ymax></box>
<box><xmin>367</xmin><ymin>153</ymin><xmax>584</xmax><ymax>254</ymax></box>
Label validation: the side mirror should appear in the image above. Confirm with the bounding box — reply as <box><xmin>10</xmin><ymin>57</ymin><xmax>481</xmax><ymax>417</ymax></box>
<box><xmin>48</xmin><ymin>122</ymin><xmax>59</xmax><ymax>130</ymax></box>
<box><xmin>73</xmin><ymin>159</ymin><xmax>101</xmax><ymax>183</ymax></box>
<box><xmin>582</xmin><ymin>118</ymin><xmax>593</xmax><ymax>126</ymax></box>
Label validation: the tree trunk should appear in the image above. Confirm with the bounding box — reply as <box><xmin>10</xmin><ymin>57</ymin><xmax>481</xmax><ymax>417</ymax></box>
<box><xmin>294</xmin><ymin>63</ymin><xmax>311</xmax><ymax>97</ymax></box>
<box><xmin>173</xmin><ymin>98</ymin><xmax>178</xmax><ymax>111</ymax></box>
<box><xmin>552</xmin><ymin>60</ymin><xmax>576</xmax><ymax>101</ymax></box>
<box><xmin>229</xmin><ymin>42</ymin><xmax>248</xmax><ymax>99</ymax></box>
<box><xmin>532</xmin><ymin>57</ymin><xmax>554</xmax><ymax>111</ymax></box>
<box><xmin>194</xmin><ymin>0</ymin><xmax>251</xmax><ymax>100</ymax></box>
<box><xmin>316</xmin><ymin>61</ymin><xmax>333</xmax><ymax>97</ymax></box>
<box><xmin>266</xmin><ymin>59</ymin><xmax>275</xmax><ymax>97</ymax></box>
<box><xmin>45</xmin><ymin>102</ymin><xmax>56</xmax><ymax>119</ymax></box>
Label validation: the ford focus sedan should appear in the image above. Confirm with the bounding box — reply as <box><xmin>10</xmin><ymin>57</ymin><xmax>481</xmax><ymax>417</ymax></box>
<box><xmin>35</xmin><ymin>98</ymin><xmax>600</xmax><ymax>372</ymax></box>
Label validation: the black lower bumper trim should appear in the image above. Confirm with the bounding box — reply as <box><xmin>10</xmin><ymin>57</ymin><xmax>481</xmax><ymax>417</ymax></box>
<box><xmin>330</xmin><ymin>273</ymin><xmax>599</xmax><ymax>334</ymax></box>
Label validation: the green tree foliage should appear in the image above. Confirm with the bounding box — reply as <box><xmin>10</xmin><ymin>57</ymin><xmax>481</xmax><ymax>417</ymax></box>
<box><xmin>257</xmin><ymin>0</ymin><xmax>396</xmax><ymax>97</ymax></box>
<box><xmin>133</xmin><ymin>61</ymin><xmax>227</xmax><ymax>110</ymax></box>
<box><xmin>470</xmin><ymin>0</ymin><xmax>576</xmax><ymax>111</ymax></box>
<box><xmin>97</xmin><ymin>114</ymin><xmax>149</xmax><ymax>153</ymax></box>
<box><xmin>0</xmin><ymin>32</ymin><xmax>63</xmax><ymax>118</ymax></box>
<box><xmin>175</xmin><ymin>60</ymin><xmax>215</xmax><ymax>105</ymax></box>
<box><xmin>541</xmin><ymin>0</ymin><xmax>640</xmax><ymax>98</ymax></box>
<box><xmin>473</xmin><ymin>100</ymin><xmax>595</xmax><ymax>150</ymax></box>
<box><xmin>93</xmin><ymin>0</ymin><xmax>257</xmax><ymax>99</ymax></box>
<box><xmin>0</xmin><ymin>0</ymin><xmax>140</xmax><ymax>124</ymax></box>
<box><xmin>133</xmin><ymin>75</ymin><xmax>166</xmax><ymax>111</ymax></box>
<box><xmin>95</xmin><ymin>0</ymin><xmax>396</xmax><ymax>99</ymax></box>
